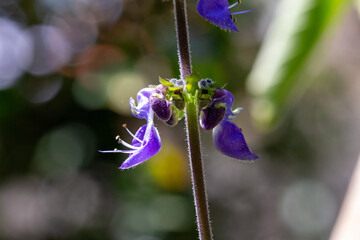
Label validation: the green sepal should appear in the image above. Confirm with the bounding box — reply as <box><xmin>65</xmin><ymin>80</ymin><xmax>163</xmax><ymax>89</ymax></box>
<box><xmin>159</xmin><ymin>76</ymin><xmax>174</xmax><ymax>87</ymax></box>
<box><xmin>169</xmin><ymin>86</ymin><xmax>183</xmax><ymax>91</ymax></box>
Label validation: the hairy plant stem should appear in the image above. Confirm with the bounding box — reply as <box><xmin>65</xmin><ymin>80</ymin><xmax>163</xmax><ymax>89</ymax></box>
<box><xmin>185</xmin><ymin>102</ymin><xmax>213</xmax><ymax>240</ymax></box>
<box><xmin>173</xmin><ymin>0</ymin><xmax>213</xmax><ymax>239</ymax></box>
<box><xmin>173</xmin><ymin>0</ymin><xmax>191</xmax><ymax>79</ymax></box>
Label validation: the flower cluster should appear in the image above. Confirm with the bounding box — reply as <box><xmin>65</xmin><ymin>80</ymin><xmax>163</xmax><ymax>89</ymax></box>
<box><xmin>197</xmin><ymin>0</ymin><xmax>253</xmax><ymax>31</ymax></box>
<box><xmin>100</xmin><ymin>73</ymin><xmax>258</xmax><ymax>169</ymax></box>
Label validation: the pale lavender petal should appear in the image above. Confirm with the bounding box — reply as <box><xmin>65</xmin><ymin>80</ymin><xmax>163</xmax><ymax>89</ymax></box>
<box><xmin>213</xmin><ymin>120</ymin><xmax>258</xmax><ymax>160</ymax></box>
<box><xmin>119</xmin><ymin>122</ymin><xmax>161</xmax><ymax>169</ymax></box>
<box><xmin>129</xmin><ymin>88</ymin><xmax>155</xmax><ymax>120</ymax></box>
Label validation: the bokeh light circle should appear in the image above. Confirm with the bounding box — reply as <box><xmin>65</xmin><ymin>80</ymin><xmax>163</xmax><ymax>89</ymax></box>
<box><xmin>0</xmin><ymin>18</ymin><xmax>32</xmax><ymax>89</ymax></box>
<box><xmin>279</xmin><ymin>179</ymin><xmax>337</xmax><ymax>236</ymax></box>
<box><xmin>26</xmin><ymin>25</ymin><xmax>71</xmax><ymax>76</ymax></box>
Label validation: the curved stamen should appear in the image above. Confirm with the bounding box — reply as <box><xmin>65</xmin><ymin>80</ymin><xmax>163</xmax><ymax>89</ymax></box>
<box><xmin>122</xmin><ymin>124</ymin><xmax>143</xmax><ymax>143</ymax></box>
<box><xmin>116</xmin><ymin>137</ymin><xmax>141</xmax><ymax>150</ymax></box>
<box><xmin>231</xmin><ymin>9</ymin><xmax>254</xmax><ymax>15</ymax></box>
<box><xmin>228</xmin><ymin>0</ymin><xmax>241</xmax><ymax>9</ymax></box>
<box><xmin>98</xmin><ymin>149</ymin><xmax>137</xmax><ymax>154</ymax></box>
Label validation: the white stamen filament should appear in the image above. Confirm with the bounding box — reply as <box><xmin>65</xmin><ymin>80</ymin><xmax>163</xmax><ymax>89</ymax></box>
<box><xmin>99</xmin><ymin>149</ymin><xmax>137</xmax><ymax>154</ymax></box>
<box><xmin>231</xmin><ymin>9</ymin><xmax>254</xmax><ymax>15</ymax></box>
<box><xmin>122</xmin><ymin>124</ymin><xmax>143</xmax><ymax>143</ymax></box>
<box><xmin>228</xmin><ymin>0</ymin><xmax>241</xmax><ymax>9</ymax></box>
<box><xmin>117</xmin><ymin>138</ymin><xmax>141</xmax><ymax>150</ymax></box>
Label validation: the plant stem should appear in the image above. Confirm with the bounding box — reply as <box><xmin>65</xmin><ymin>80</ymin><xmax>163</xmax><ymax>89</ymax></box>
<box><xmin>173</xmin><ymin>1</ymin><xmax>213</xmax><ymax>239</ymax></box>
<box><xmin>185</xmin><ymin>102</ymin><xmax>213</xmax><ymax>240</ymax></box>
<box><xmin>173</xmin><ymin>0</ymin><xmax>192</xmax><ymax>79</ymax></box>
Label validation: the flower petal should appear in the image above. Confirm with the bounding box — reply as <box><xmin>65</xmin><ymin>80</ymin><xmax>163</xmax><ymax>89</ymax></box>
<box><xmin>197</xmin><ymin>0</ymin><xmax>238</xmax><ymax>31</ymax></box>
<box><xmin>129</xmin><ymin>88</ymin><xmax>155</xmax><ymax>120</ymax></box>
<box><xmin>150</xmin><ymin>94</ymin><xmax>172</xmax><ymax>121</ymax></box>
<box><xmin>200</xmin><ymin>103</ymin><xmax>226</xmax><ymax>130</ymax></box>
<box><xmin>213</xmin><ymin>88</ymin><xmax>244</xmax><ymax>120</ymax></box>
<box><xmin>213</xmin><ymin>120</ymin><xmax>258</xmax><ymax>160</ymax></box>
<box><xmin>119</xmin><ymin>122</ymin><xmax>161</xmax><ymax>169</ymax></box>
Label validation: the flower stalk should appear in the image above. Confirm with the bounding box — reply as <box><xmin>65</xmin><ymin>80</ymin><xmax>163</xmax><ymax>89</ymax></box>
<box><xmin>173</xmin><ymin>0</ymin><xmax>192</xmax><ymax>79</ymax></box>
<box><xmin>185</xmin><ymin>101</ymin><xmax>213</xmax><ymax>240</ymax></box>
<box><xmin>173</xmin><ymin>0</ymin><xmax>213</xmax><ymax>239</ymax></box>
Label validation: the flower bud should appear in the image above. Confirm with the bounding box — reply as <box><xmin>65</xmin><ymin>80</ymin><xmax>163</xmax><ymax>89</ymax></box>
<box><xmin>150</xmin><ymin>94</ymin><xmax>172</xmax><ymax>121</ymax></box>
<box><xmin>200</xmin><ymin>103</ymin><xmax>226</xmax><ymax>130</ymax></box>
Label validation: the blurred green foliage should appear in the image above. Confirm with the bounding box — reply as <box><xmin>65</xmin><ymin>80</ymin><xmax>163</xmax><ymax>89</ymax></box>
<box><xmin>247</xmin><ymin>0</ymin><xmax>352</xmax><ymax>129</ymax></box>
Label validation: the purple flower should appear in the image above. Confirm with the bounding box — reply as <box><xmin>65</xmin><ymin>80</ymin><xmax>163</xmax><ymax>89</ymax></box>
<box><xmin>201</xmin><ymin>89</ymin><xmax>259</xmax><ymax>160</ymax></box>
<box><xmin>199</xmin><ymin>89</ymin><xmax>226</xmax><ymax>130</ymax></box>
<box><xmin>197</xmin><ymin>0</ymin><xmax>254</xmax><ymax>32</ymax></box>
<box><xmin>101</xmin><ymin>79</ymin><xmax>258</xmax><ymax>169</ymax></box>
<box><xmin>99</xmin><ymin>88</ymin><xmax>162</xmax><ymax>169</ymax></box>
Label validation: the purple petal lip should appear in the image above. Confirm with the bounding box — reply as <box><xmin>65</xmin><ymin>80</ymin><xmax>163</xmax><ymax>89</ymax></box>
<box><xmin>99</xmin><ymin>122</ymin><xmax>161</xmax><ymax>169</ymax></box>
<box><xmin>213</xmin><ymin>120</ymin><xmax>258</xmax><ymax>160</ymax></box>
<box><xmin>197</xmin><ymin>0</ymin><xmax>238</xmax><ymax>31</ymax></box>
<box><xmin>197</xmin><ymin>0</ymin><xmax>253</xmax><ymax>32</ymax></box>
<box><xmin>120</xmin><ymin>122</ymin><xmax>161</xmax><ymax>169</ymax></box>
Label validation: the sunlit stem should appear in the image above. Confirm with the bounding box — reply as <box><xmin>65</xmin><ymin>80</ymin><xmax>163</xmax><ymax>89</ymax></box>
<box><xmin>173</xmin><ymin>0</ymin><xmax>213</xmax><ymax>240</ymax></box>
<box><xmin>185</xmin><ymin>102</ymin><xmax>213</xmax><ymax>240</ymax></box>
<box><xmin>173</xmin><ymin>0</ymin><xmax>191</xmax><ymax>79</ymax></box>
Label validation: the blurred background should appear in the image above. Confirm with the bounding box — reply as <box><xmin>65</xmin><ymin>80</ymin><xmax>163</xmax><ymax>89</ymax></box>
<box><xmin>0</xmin><ymin>0</ymin><xmax>359</xmax><ymax>239</ymax></box>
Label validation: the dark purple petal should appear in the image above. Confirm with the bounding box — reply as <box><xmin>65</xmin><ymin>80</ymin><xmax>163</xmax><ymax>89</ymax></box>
<box><xmin>120</xmin><ymin>122</ymin><xmax>161</xmax><ymax>169</ymax></box>
<box><xmin>200</xmin><ymin>104</ymin><xmax>225</xmax><ymax>130</ymax></box>
<box><xmin>150</xmin><ymin>95</ymin><xmax>172</xmax><ymax>121</ymax></box>
<box><xmin>213</xmin><ymin>120</ymin><xmax>258</xmax><ymax>160</ymax></box>
<box><xmin>197</xmin><ymin>0</ymin><xmax>238</xmax><ymax>31</ymax></box>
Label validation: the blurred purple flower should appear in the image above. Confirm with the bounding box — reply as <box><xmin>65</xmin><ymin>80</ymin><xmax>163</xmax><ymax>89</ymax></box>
<box><xmin>99</xmin><ymin>88</ymin><xmax>161</xmax><ymax>169</ymax></box>
<box><xmin>197</xmin><ymin>0</ymin><xmax>253</xmax><ymax>31</ymax></box>
<box><xmin>201</xmin><ymin>89</ymin><xmax>258</xmax><ymax>160</ymax></box>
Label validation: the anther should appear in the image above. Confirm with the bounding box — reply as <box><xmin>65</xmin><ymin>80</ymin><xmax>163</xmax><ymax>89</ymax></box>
<box><xmin>122</xmin><ymin>123</ymin><xmax>143</xmax><ymax>143</ymax></box>
<box><xmin>115</xmin><ymin>135</ymin><xmax>120</xmax><ymax>141</ymax></box>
